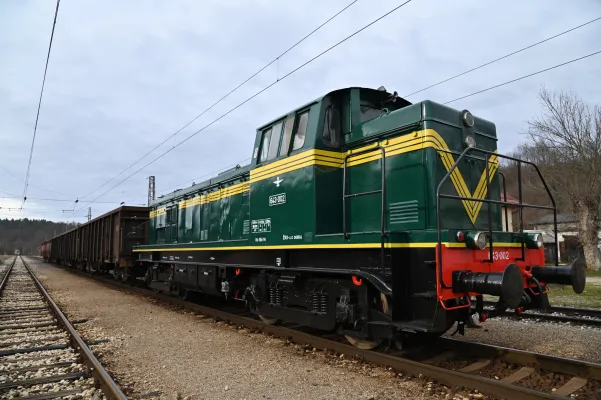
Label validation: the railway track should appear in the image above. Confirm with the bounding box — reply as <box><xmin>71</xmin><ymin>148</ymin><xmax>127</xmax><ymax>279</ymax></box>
<box><xmin>30</xmin><ymin>257</ymin><xmax>601</xmax><ymax>399</ymax></box>
<box><xmin>0</xmin><ymin>256</ymin><xmax>126</xmax><ymax>400</ymax></box>
<box><xmin>483</xmin><ymin>300</ymin><xmax>601</xmax><ymax>327</ymax></box>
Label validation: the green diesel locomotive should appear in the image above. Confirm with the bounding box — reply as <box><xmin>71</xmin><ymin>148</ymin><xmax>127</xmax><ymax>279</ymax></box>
<box><xmin>133</xmin><ymin>86</ymin><xmax>584</xmax><ymax>348</ymax></box>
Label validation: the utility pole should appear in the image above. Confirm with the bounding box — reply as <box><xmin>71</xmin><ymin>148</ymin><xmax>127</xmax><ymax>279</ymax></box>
<box><xmin>87</xmin><ymin>207</ymin><xmax>91</xmax><ymax>222</ymax></box>
<box><xmin>148</xmin><ymin>176</ymin><xmax>155</xmax><ymax>206</ymax></box>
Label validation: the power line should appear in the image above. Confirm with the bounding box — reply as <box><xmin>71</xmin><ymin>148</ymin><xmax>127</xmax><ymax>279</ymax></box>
<box><xmin>121</xmin><ymin>48</ymin><xmax>601</xmax><ymax>206</ymax></box>
<box><xmin>72</xmin><ymin>0</ymin><xmax>415</xmax><ymax>214</ymax></box>
<box><xmin>77</xmin><ymin>48</ymin><xmax>601</xmax><ymax>211</ymax></box>
<box><xmin>0</xmin><ymin>202</ymin><xmax>145</xmax><ymax>213</ymax></box>
<box><xmin>21</xmin><ymin>0</ymin><xmax>61</xmax><ymax>210</ymax></box>
<box><xmin>118</xmin><ymin>13</ymin><xmax>601</xmax><ymax>206</ymax></box>
<box><xmin>405</xmin><ymin>15</ymin><xmax>601</xmax><ymax>98</ymax></box>
<box><xmin>444</xmin><ymin>49</ymin><xmax>601</xmax><ymax>104</ymax></box>
<box><xmin>0</xmin><ymin>163</ymin><xmax>72</xmax><ymax>198</ymax></box>
<box><xmin>0</xmin><ymin>196</ymin><xmax>123</xmax><ymax>204</ymax></box>
<box><xmin>75</xmin><ymin>8</ymin><xmax>598</xmax><ymax>214</ymax></box>
<box><xmin>76</xmin><ymin>0</ymin><xmax>360</xmax><ymax>203</ymax></box>
<box><xmin>0</xmin><ymin>190</ymin><xmax>18</xmax><ymax>197</ymax></box>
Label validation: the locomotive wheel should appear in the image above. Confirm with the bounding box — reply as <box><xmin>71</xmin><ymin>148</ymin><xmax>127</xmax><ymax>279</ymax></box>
<box><xmin>345</xmin><ymin>292</ymin><xmax>390</xmax><ymax>350</ymax></box>
<box><xmin>178</xmin><ymin>287</ymin><xmax>190</xmax><ymax>301</ymax></box>
<box><xmin>258</xmin><ymin>315</ymin><xmax>280</xmax><ymax>325</ymax></box>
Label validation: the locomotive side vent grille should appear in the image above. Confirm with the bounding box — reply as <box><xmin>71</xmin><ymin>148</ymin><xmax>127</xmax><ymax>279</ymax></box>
<box><xmin>389</xmin><ymin>200</ymin><xmax>419</xmax><ymax>225</ymax></box>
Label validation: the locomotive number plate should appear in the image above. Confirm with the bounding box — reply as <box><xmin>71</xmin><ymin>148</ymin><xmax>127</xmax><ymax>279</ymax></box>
<box><xmin>493</xmin><ymin>251</ymin><xmax>510</xmax><ymax>261</ymax></box>
<box><xmin>269</xmin><ymin>193</ymin><xmax>286</xmax><ymax>206</ymax></box>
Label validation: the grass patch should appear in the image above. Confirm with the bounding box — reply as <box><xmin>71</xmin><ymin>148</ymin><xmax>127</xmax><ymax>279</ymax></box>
<box><xmin>586</xmin><ymin>269</ymin><xmax>601</xmax><ymax>277</ymax></box>
<box><xmin>548</xmin><ymin>283</ymin><xmax>601</xmax><ymax>308</ymax></box>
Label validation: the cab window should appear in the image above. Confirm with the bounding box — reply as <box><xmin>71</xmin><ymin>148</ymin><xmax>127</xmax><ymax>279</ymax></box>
<box><xmin>359</xmin><ymin>103</ymin><xmax>382</xmax><ymax>122</ymax></box>
<box><xmin>279</xmin><ymin>116</ymin><xmax>295</xmax><ymax>156</ymax></box>
<box><xmin>322</xmin><ymin>105</ymin><xmax>340</xmax><ymax>147</ymax></box>
<box><xmin>258</xmin><ymin>128</ymin><xmax>272</xmax><ymax>162</ymax></box>
<box><xmin>259</xmin><ymin>121</ymin><xmax>284</xmax><ymax>163</ymax></box>
<box><xmin>267</xmin><ymin>122</ymin><xmax>283</xmax><ymax>160</ymax></box>
<box><xmin>292</xmin><ymin>111</ymin><xmax>309</xmax><ymax>151</ymax></box>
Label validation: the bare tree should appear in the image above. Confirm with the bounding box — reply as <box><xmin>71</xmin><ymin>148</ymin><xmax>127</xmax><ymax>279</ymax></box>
<box><xmin>521</xmin><ymin>87</ymin><xmax>601</xmax><ymax>269</ymax></box>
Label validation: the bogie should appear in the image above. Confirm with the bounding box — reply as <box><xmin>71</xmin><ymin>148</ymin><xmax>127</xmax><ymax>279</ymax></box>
<box><xmin>142</xmin><ymin>262</ymin><xmax>395</xmax><ymax>345</ymax></box>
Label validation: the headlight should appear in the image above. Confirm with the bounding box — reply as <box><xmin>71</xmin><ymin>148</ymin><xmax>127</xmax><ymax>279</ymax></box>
<box><xmin>525</xmin><ymin>233</ymin><xmax>544</xmax><ymax>249</ymax></box>
<box><xmin>466</xmin><ymin>231</ymin><xmax>487</xmax><ymax>250</ymax></box>
<box><xmin>464</xmin><ymin>135</ymin><xmax>476</xmax><ymax>148</ymax></box>
<box><xmin>462</xmin><ymin>110</ymin><xmax>475</xmax><ymax>127</ymax></box>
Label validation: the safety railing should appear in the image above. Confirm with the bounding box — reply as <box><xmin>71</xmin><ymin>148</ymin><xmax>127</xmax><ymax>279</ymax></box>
<box><xmin>435</xmin><ymin>146</ymin><xmax>558</xmax><ymax>290</ymax></box>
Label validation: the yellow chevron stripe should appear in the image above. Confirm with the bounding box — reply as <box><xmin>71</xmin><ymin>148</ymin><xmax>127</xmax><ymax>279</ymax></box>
<box><xmin>470</xmin><ymin>158</ymin><xmax>499</xmax><ymax>222</ymax></box>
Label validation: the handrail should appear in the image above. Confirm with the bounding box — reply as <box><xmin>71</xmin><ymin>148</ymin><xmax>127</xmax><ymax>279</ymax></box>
<box><xmin>435</xmin><ymin>146</ymin><xmax>558</xmax><ymax>290</ymax></box>
<box><xmin>499</xmin><ymin>172</ymin><xmax>509</xmax><ymax>232</ymax></box>
<box><xmin>343</xmin><ymin>145</ymin><xmax>387</xmax><ymax>276</ymax></box>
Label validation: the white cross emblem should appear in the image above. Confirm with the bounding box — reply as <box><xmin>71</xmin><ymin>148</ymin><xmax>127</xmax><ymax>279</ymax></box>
<box><xmin>273</xmin><ymin>177</ymin><xmax>283</xmax><ymax>187</ymax></box>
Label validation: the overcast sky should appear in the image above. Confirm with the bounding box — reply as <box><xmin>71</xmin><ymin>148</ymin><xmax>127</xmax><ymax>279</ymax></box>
<box><xmin>1</xmin><ymin>0</ymin><xmax>600</xmax><ymax>222</ymax></box>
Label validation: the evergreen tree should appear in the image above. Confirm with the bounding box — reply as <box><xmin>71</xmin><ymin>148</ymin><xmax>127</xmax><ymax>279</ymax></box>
<box><xmin>0</xmin><ymin>218</ymin><xmax>80</xmax><ymax>255</ymax></box>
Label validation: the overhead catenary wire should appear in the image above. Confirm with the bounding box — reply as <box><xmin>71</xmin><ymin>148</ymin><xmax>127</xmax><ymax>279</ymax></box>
<box><xmin>1</xmin><ymin>203</ymin><xmax>145</xmax><ymax>213</ymax></box>
<box><xmin>20</xmin><ymin>0</ymin><xmax>61</xmax><ymax>210</ymax></box>
<box><xmin>0</xmin><ymin>163</ymin><xmax>73</xmax><ymax>199</ymax></box>
<box><xmin>70</xmin><ymin>5</ymin><xmax>598</xmax><ymax>218</ymax></box>
<box><xmin>117</xmin><ymin>14</ymin><xmax>601</xmax><ymax>206</ymax></box>
<box><xmin>0</xmin><ymin>196</ymin><xmax>123</xmax><ymax>204</ymax></box>
<box><xmin>405</xmin><ymin>15</ymin><xmax>601</xmax><ymax>98</ymax></box>
<box><xmin>71</xmin><ymin>0</ymin><xmax>415</xmax><ymax>214</ymax></box>
<box><xmin>75</xmin><ymin>0</ymin><xmax>361</xmax><ymax>203</ymax></box>
<box><xmin>443</xmin><ymin>49</ymin><xmax>601</xmax><ymax>104</ymax></box>
<box><xmin>126</xmin><ymin>48</ymin><xmax>601</xmax><ymax>207</ymax></box>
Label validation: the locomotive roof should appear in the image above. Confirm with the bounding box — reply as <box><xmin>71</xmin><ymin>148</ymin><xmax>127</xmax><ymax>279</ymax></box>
<box><xmin>152</xmin><ymin>163</ymin><xmax>251</xmax><ymax>207</ymax></box>
<box><xmin>257</xmin><ymin>86</ymin><xmax>407</xmax><ymax>130</ymax></box>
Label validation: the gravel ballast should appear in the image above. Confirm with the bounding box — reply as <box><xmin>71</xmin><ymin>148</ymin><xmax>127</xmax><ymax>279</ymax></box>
<box><xmin>27</xmin><ymin>260</ymin><xmax>438</xmax><ymax>400</ymax></box>
<box><xmin>445</xmin><ymin>317</ymin><xmax>601</xmax><ymax>363</ymax></box>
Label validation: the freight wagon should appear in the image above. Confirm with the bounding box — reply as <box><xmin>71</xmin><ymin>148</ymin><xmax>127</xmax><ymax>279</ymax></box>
<box><xmin>41</xmin><ymin>206</ymin><xmax>149</xmax><ymax>280</ymax></box>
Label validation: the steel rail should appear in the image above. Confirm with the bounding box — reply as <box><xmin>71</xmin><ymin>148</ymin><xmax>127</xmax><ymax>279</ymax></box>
<box><xmin>439</xmin><ymin>337</ymin><xmax>601</xmax><ymax>380</ymax></box>
<box><xmin>0</xmin><ymin>256</ymin><xmax>17</xmax><ymax>296</ymax></box>
<box><xmin>483</xmin><ymin>300</ymin><xmax>601</xmax><ymax>326</ymax></box>
<box><xmin>20</xmin><ymin>256</ymin><xmax>127</xmax><ymax>400</ymax></box>
<box><xmin>31</xmin><ymin>258</ymin><xmax>601</xmax><ymax>399</ymax></box>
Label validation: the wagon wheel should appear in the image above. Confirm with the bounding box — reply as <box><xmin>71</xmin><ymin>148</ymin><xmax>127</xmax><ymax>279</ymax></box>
<box><xmin>345</xmin><ymin>292</ymin><xmax>390</xmax><ymax>350</ymax></box>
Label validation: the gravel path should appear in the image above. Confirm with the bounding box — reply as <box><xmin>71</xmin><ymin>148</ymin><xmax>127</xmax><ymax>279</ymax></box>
<box><xmin>27</xmin><ymin>259</ymin><xmax>439</xmax><ymax>400</ymax></box>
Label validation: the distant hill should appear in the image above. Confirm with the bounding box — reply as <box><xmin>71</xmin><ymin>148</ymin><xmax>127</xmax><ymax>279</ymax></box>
<box><xmin>0</xmin><ymin>218</ymin><xmax>80</xmax><ymax>255</ymax></box>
